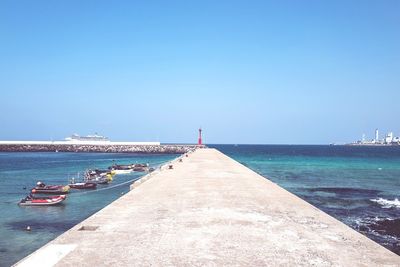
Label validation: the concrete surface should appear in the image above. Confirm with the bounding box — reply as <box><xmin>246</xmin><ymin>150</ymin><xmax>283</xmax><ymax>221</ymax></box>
<box><xmin>15</xmin><ymin>148</ymin><xmax>400</xmax><ymax>266</ymax></box>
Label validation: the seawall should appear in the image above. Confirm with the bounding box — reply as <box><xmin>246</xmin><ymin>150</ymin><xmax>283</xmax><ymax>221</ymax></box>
<box><xmin>0</xmin><ymin>143</ymin><xmax>197</xmax><ymax>154</ymax></box>
<box><xmin>15</xmin><ymin>148</ymin><xmax>400</xmax><ymax>266</ymax></box>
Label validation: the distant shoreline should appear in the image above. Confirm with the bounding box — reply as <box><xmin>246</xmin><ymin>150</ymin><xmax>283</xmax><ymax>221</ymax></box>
<box><xmin>0</xmin><ymin>142</ymin><xmax>198</xmax><ymax>154</ymax></box>
<box><xmin>345</xmin><ymin>143</ymin><xmax>400</xmax><ymax>147</ymax></box>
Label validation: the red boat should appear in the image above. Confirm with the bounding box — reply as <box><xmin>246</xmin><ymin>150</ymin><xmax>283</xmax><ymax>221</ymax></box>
<box><xmin>31</xmin><ymin>185</ymin><xmax>70</xmax><ymax>194</ymax></box>
<box><xmin>30</xmin><ymin>181</ymin><xmax>70</xmax><ymax>194</ymax></box>
<box><xmin>68</xmin><ymin>182</ymin><xmax>97</xmax><ymax>190</ymax></box>
<box><xmin>18</xmin><ymin>195</ymin><xmax>67</xmax><ymax>206</ymax></box>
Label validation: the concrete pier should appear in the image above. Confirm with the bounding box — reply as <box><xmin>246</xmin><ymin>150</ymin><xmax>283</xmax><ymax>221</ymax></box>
<box><xmin>15</xmin><ymin>148</ymin><xmax>400</xmax><ymax>266</ymax></box>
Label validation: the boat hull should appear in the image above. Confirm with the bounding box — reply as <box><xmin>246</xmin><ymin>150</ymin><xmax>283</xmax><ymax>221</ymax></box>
<box><xmin>113</xmin><ymin>169</ymin><xmax>132</xmax><ymax>174</ymax></box>
<box><xmin>18</xmin><ymin>195</ymin><xmax>67</xmax><ymax>206</ymax></box>
<box><xmin>85</xmin><ymin>177</ymin><xmax>109</xmax><ymax>184</ymax></box>
<box><xmin>69</xmin><ymin>182</ymin><xmax>97</xmax><ymax>189</ymax></box>
<box><xmin>31</xmin><ymin>185</ymin><xmax>70</xmax><ymax>194</ymax></box>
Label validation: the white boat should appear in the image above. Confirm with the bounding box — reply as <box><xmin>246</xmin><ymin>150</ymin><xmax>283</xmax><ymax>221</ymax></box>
<box><xmin>113</xmin><ymin>169</ymin><xmax>133</xmax><ymax>174</ymax></box>
<box><xmin>18</xmin><ymin>195</ymin><xmax>67</xmax><ymax>206</ymax></box>
<box><xmin>65</xmin><ymin>133</ymin><xmax>110</xmax><ymax>142</ymax></box>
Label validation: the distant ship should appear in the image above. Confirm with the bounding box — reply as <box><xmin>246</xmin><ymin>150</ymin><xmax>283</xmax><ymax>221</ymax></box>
<box><xmin>65</xmin><ymin>133</ymin><xmax>110</xmax><ymax>142</ymax></box>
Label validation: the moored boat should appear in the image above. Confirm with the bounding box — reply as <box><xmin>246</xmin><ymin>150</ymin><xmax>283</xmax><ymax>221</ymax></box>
<box><xmin>108</xmin><ymin>165</ymin><xmax>133</xmax><ymax>174</ymax></box>
<box><xmin>69</xmin><ymin>182</ymin><xmax>97</xmax><ymax>189</ymax></box>
<box><xmin>85</xmin><ymin>170</ymin><xmax>114</xmax><ymax>181</ymax></box>
<box><xmin>18</xmin><ymin>195</ymin><xmax>67</xmax><ymax>206</ymax></box>
<box><xmin>111</xmin><ymin>169</ymin><xmax>132</xmax><ymax>174</ymax></box>
<box><xmin>134</xmin><ymin>163</ymin><xmax>149</xmax><ymax>168</ymax></box>
<box><xmin>31</xmin><ymin>183</ymin><xmax>70</xmax><ymax>194</ymax></box>
<box><xmin>85</xmin><ymin>175</ymin><xmax>110</xmax><ymax>184</ymax></box>
<box><xmin>87</xmin><ymin>169</ymin><xmax>114</xmax><ymax>177</ymax></box>
<box><xmin>132</xmin><ymin>163</ymin><xmax>149</xmax><ymax>172</ymax></box>
<box><xmin>132</xmin><ymin>166</ymin><xmax>146</xmax><ymax>172</ymax></box>
<box><xmin>88</xmin><ymin>178</ymin><xmax>109</xmax><ymax>184</ymax></box>
<box><xmin>108</xmin><ymin>163</ymin><xmax>149</xmax><ymax>173</ymax></box>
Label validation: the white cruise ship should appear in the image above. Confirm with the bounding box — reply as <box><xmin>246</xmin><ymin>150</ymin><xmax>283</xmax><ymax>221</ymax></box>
<box><xmin>65</xmin><ymin>133</ymin><xmax>110</xmax><ymax>142</ymax></box>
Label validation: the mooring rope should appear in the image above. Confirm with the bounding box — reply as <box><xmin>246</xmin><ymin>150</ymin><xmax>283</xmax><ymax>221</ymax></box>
<box><xmin>70</xmin><ymin>176</ymin><xmax>140</xmax><ymax>195</ymax></box>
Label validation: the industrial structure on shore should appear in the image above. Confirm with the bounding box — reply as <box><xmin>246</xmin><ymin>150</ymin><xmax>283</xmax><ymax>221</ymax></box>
<box><xmin>348</xmin><ymin>129</ymin><xmax>400</xmax><ymax>146</ymax></box>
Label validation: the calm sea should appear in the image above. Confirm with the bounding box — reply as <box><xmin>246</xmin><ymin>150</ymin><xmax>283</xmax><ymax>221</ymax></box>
<box><xmin>211</xmin><ymin>144</ymin><xmax>400</xmax><ymax>255</ymax></box>
<box><xmin>0</xmin><ymin>152</ymin><xmax>177</xmax><ymax>267</ymax></box>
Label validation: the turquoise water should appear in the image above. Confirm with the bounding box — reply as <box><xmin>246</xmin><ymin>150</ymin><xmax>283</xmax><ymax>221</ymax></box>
<box><xmin>0</xmin><ymin>152</ymin><xmax>177</xmax><ymax>267</ymax></box>
<box><xmin>212</xmin><ymin>145</ymin><xmax>400</xmax><ymax>255</ymax></box>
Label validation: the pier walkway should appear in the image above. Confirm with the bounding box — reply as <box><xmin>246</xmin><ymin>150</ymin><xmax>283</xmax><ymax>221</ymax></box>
<box><xmin>16</xmin><ymin>148</ymin><xmax>399</xmax><ymax>266</ymax></box>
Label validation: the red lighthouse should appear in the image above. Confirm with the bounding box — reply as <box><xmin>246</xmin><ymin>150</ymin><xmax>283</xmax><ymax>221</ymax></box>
<box><xmin>198</xmin><ymin>128</ymin><xmax>202</xmax><ymax>145</ymax></box>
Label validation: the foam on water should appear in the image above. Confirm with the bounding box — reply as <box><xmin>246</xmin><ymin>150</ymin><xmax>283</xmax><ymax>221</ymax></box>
<box><xmin>370</xmin><ymin>198</ymin><xmax>400</xmax><ymax>209</ymax></box>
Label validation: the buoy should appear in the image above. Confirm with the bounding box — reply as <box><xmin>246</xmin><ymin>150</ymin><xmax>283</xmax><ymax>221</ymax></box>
<box><xmin>26</xmin><ymin>226</ymin><xmax>31</xmax><ymax>231</ymax></box>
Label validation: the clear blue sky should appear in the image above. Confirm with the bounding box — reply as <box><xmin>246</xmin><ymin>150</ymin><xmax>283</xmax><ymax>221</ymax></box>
<box><xmin>0</xmin><ymin>0</ymin><xmax>399</xmax><ymax>144</ymax></box>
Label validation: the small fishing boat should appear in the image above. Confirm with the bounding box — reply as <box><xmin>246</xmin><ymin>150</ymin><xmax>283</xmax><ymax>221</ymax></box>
<box><xmin>18</xmin><ymin>195</ymin><xmax>66</xmax><ymax>206</ymax></box>
<box><xmin>134</xmin><ymin>163</ymin><xmax>149</xmax><ymax>168</ymax></box>
<box><xmin>132</xmin><ymin>166</ymin><xmax>146</xmax><ymax>172</ymax></box>
<box><xmin>85</xmin><ymin>171</ymin><xmax>112</xmax><ymax>182</ymax></box>
<box><xmin>31</xmin><ymin>183</ymin><xmax>70</xmax><ymax>194</ymax></box>
<box><xmin>87</xmin><ymin>169</ymin><xmax>114</xmax><ymax>177</ymax></box>
<box><xmin>69</xmin><ymin>182</ymin><xmax>97</xmax><ymax>189</ymax></box>
<box><xmin>108</xmin><ymin>165</ymin><xmax>133</xmax><ymax>174</ymax></box>
<box><xmin>112</xmin><ymin>164</ymin><xmax>133</xmax><ymax>170</ymax></box>
<box><xmin>108</xmin><ymin>163</ymin><xmax>149</xmax><ymax>174</ymax></box>
<box><xmin>88</xmin><ymin>178</ymin><xmax>109</xmax><ymax>184</ymax></box>
<box><xmin>85</xmin><ymin>170</ymin><xmax>114</xmax><ymax>181</ymax></box>
<box><xmin>112</xmin><ymin>169</ymin><xmax>132</xmax><ymax>174</ymax></box>
<box><xmin>85</xmin><ymin>176</ymin><xmax>110</xmax><ymax>184</ymax></box>
<box><xmin>132</xmin><ymin>163</ymin><xmax>149</xmax><ymax>172</ymax></box>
